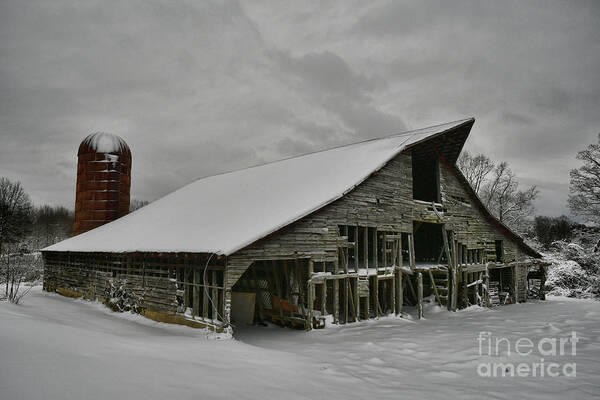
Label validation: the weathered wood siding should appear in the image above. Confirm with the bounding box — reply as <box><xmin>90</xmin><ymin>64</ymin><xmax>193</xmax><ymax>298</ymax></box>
<box><xmin>227</xmin><ymin>151</ymin><xmax>529</xmax><ymax>291</ymax></box>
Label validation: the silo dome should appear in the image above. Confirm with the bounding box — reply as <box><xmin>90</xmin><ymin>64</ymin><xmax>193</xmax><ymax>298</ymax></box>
<box><xmin>73</xmin><ymin>132</ymin><xmax>132</xmax><ymax>236</ymax></box>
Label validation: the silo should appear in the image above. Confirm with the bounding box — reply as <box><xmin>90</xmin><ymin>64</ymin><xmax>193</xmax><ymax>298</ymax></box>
<box><xmin>73</xmin><ymin>132</ymin><xmax>132</xmax><ymax>236</ymax></box>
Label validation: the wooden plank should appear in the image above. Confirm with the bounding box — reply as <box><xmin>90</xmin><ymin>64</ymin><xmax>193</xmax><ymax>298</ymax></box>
<box><xmin>396</xmin><ymin>270</ymin><xmax>403</xmax><ymax>315</ymax></box>
<box><xmin>417</xmin><ymin>272</ymin><xmax>423</xmax><ymax>319</ymax></box>
<box><xmin>333</xmin><ymin>279</ymin><xmax>339</xmax><ymax>323</ymax></box>
<box><xmin>307</xmin><ymin>281</ymin><xmax>314</xmax><ymax>330</ymax></box>
<box><xmin>212</xmin><ymin>270</ymin><xmax>218</xmax><ymax>320</ymax></box>
<box><xmin>193</xmin><ymin>268</ymin><xmax>199</xmax><ymax>317</ymax></box>
<box><xmin>373</xmin><ymin>275</ymin><xmax>380</xmax><ymax>318</ymax></box>
<box><xmin>321</xmin><ymin>281</ymin><xmax>327</xmax><ymax>316</ymax></box>
<box><xmin>354</xmin><ymin>277</ymin><xmax>359</xmax><ymax>321</ymax></box>
<box><xmin>364</xmin><ymin>226</ymin><xmax>369</xmax><ymax>270</ymax></box>
<box><xmin>344</xmin><ymin>277</ymin><xmax>349</xmax><ymax>324</ymax></box>
<box><xmin>372</xmin><ymin>227</ymin><xmax>378</xmax><ymax>270</ymax></box>
<box><xmin>390</xmin><ymin>270</ymin><xmax>395</xmax><ymax>314</ymax></box>
<box><xmin>398</xmin><ymin>233</ymin><xmax>403</xmax><ymax>269</ymax></box>
<box><xmin>484</xmin><ymin>264</ymin><xmax>491</xmax><ymax>307</ymax></box>
<box><xmin>353</xmin><ymin>225</ymin><xmax>358</xmax><ymax>273</ymax></box>
<box><xmin>409</xmin><ymin>233</ymin><xmax>415</xmax><ymax>269</ymax></box>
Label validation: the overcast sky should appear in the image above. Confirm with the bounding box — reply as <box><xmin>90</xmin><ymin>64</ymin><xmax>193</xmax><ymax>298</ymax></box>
<box><xmin>1</xmin><ymin>0</ymin><xmax>599</xmax><ymax>217</ymax></box>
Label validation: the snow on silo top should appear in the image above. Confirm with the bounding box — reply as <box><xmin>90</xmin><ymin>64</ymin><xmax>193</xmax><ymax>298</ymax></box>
<box><xmin>78</xmin><ymin>132</ymin><xmax>131</xmax><ymax>156</ymax></box>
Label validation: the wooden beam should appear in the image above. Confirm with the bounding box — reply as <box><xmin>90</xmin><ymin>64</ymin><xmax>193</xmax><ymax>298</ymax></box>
<box><xmin>354</xmin><ymin>277</ymin><xmax>359</xmax><ymax>321</ymax></box>
<box><xmin>333</xmin><ymin>259</ymin><xmax>339</xmax><ymax>324</ymax></box>
<box><xmin>372</xmin><ymin>228</ymin><xmax>378</xmax><ymax>271</ymax></box>
<box><xmin>193</xmin><ymin>268</ymin><xmax>199</xmax><ymax>317</ymax></box>
<box><xmin>212</xmin><ymin>270</ymin><xmax>218</xmax><ymax>320</ymax></box>
<box><xmin>363</xmin><ymin>226</ymin><xmax>369</xmax><ymax>271</ymax></box>
<box><xmin>321</xmin><ymin>281</ymin><xmax>327</xmax><ymax>316</ymax></box>
<box><xmin>390</xmin><ymin>271</ymin><xmax>395</xmax><ymax>314</ymax></box>
<box><xmin>353</xmin><ymin>225</ymin><xmax>358</xmax><ymax>273</ymax></box>
<box><xmin>484</xmin><ymin>264</ymin><xmax>491</xmax><ymax>307</ymax></box>
<box><xmin>373</xmin><ymin>275</ymin><xmax>379</xmax><ymax>318</ymax></box>
<box><xmin>344</xmin><ymin>277</ymin><xmax>349</xmax><ymax>324</ymax></box>
<box><xmin>398</xmin><ymin>234</ymin><xmax>403</xmax><ymax>269</ymax></box>
<box><xmin>409</xmin><ymin>233</ymin><xmax>415</xmax><ymax>269</ymax></box>
<box><xmin>307</xmin><ymin>281</ymin><xmax>314</xmax><ymax>330</ymax></box>
<box><xmin>396</xmin><ymin>270</ymin><xmax>403</xmax><ymax>315</ymax></box>
<box><xmin>417</xmin><ymin>272</ymin><xmax>423</xmax><ymax>319</ymax></box>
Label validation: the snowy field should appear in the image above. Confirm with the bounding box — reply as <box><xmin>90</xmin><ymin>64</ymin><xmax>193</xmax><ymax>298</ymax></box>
<box><xmin>1</xmin><ymin>287</ymin><xmax>599</xmax><ymax>400</ymax></box>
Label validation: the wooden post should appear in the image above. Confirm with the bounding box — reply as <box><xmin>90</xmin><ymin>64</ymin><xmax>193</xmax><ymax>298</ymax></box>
<box><xmin>409</xmin><ymin>233</ymin><xmax>415</xmax><ymax>269</ymax></box>
<box><xmin>333</xmin><ymin>260</ymin><xmax>339</xmax><ymax>324</ymax></box>
<box><xmin>398</xmin><ymin>234</ymin><xmax>403</xmax><ymax>269</ymax></box>
<box><xmin>183</xmin><ymin>260</ymin><xmax>190</xmax><ymax>310</ymax></box>
<box><xmin>353</xmin><ymin>277</ymin><xmax>359</xmax><ymax>321</ymax></box>
<box><xmin>417</xmin><ymin>272</ymin><xmax>423</xmax><ymax>319</ymax></box>
<box><xmin>321</xmin><ymin>282</ymin><xmax>327</xmax><ymax>316</ymax></box>
<box><xmin>193</xmin><ymin>268</ymin><xmax>200</xmax><ymax>317</ymax></box>
<box><xmin>212</xmin><ymin>270</ymin><xmax>218</xmax><ymax>320</ymax></box>
<box><xmin>308</xmin><ymin>259</ymin><xmax>314</xmax><ymax>303</ymax></box>
<box><xmin>451</xmin><ymin>266</ymin><xmax>459</xmax><ymax>311</ymax></box>
<box><xmin>461</xmin><ymin>270</ymin><xmax>468</xmax><ymax>309</ymax></box>
<box><xmin>396</xmin><ymin>270</ymin><xmax>403</xmax><ymax>315</ymax></box>
<box><xmin>344</xmin><ymin>277</ymin><xmax>349</xmax><ymax>324</ymax></box>
<box><xmin>353</xmin><ymin>225</ymin><xmax>358</xmax><ymax>273</ymax></box>
<box><xmin>484</xmin><ymin>264</ymin><xmax>491</xmax><ymax>307</ymax></box>
<box><xmin>307</xmin><ymin>281</ymin><xmax>313</xmax><ymax>330</ymax></box>
<box><xmin>390</xmin><ymin>272</ymin><xmax>396</xmax><ymax>314</ymax></box>
<box><xmin>476</xmin><ymin>272</ymin><xmax>482</xmax><ymax>306</ymax></box>
<box><xmin>373</xmin><ymin>275</ymin><xmax>379</xmax><ymax>318</ymax></box>
<box><xmin>372</xmin><ymin>228</ymin><xmax>378</xmax><ymax>271</ymax></box>
<box><xmin>364</xmin><ymin>226</ymin><xmax>369</xmax><ymax>271</ymax></box>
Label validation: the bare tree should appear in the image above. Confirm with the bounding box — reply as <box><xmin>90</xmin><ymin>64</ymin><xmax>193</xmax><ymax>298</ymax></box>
<box><xmin>457</xmin><ymin>150</ymin><xmax>495</xmax><ymax>194</ymax></box>
<box><xmin>0</xmin><ymin>177</ymin><xmax>34</xmax><ymax>301</ymax></box>
<box><xmin>457</xmin><ymin>153</ymin><xmax>538</xmax><ymax>233</ymax></box>
<box><xmin>31</xmin><ymin>204</ymin><xmax>73</xmax><ymax>248</ymax></box>
<box><xmin>481</xmin><ymin>162</ymin><xmax>538</xmax><ymax>231</ymax></box>
<box><xmin>3</xmin><ymin>250</ymin><xmax>40</xmax><ymax>304</ymax></box>
<box><xmin>568</xmin><ymin>134</ymin><xmax>600</xmax><ymax>223</ymax></box>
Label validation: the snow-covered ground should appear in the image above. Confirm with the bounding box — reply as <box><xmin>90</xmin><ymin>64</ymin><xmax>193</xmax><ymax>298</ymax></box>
<box><xmin>1</xmin><ymin>287</ymin><xmax>599</xmax><ymax>400</ymax></box>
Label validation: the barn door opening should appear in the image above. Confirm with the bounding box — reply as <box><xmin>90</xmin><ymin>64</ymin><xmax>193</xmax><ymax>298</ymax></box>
<box><xmin>230</xmin><ymin>259</ymin><xmax>310</xmax><ymax>329</ymax></box>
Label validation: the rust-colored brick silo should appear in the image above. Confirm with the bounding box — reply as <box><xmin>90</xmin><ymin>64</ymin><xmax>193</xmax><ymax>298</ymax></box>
<box><xmin>73</xmin><ymin>132</ymin><xmax>132</xmax><ymax>236</ymax></box>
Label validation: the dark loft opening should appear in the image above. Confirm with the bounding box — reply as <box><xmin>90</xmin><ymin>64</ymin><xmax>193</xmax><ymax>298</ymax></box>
<box><xmin>413</xmin><ymin>221</ymin><xmax>446</xmax><ymax>265</ymax></box>
<box><xmin>412</xmin><ymin>153</ymin><xmax>440</xmax><ymax>202</ymax></box>
<box><xmin>495</xmin><ymin>240</ymin><xmax>504</xmax><ymax>263</ymax></box>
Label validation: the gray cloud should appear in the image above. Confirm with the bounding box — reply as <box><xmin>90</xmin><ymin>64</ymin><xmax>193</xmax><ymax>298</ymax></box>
<box><xmin>1</xmin><ymin>0</ymin><xmax>599</xmax><ymax>217</ymax></box>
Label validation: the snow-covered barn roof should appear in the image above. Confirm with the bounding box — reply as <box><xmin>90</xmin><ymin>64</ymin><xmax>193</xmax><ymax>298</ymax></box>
<box><xmin>44</xmin><ymin>118</ymin><xmax>475</xmax><ymax>255</ymax></box>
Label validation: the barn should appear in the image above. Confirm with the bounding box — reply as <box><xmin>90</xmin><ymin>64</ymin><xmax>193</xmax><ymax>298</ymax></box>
<box><xmin>42</xmin><ymin>118</ymin><xmax>547</xmax><ymax>333</ymax></box>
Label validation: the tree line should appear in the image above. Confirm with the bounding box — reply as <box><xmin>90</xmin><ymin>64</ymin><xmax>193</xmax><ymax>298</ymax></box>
<box><xmin>458</xmin><ymin>133</ymin><xmax>600</xmax><ymax>250</ymax></box>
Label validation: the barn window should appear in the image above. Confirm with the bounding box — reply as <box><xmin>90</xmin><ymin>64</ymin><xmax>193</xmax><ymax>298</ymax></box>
<box><xmin>412</xmin><ymin>153</ymin><xmax>440</xmax><ymax>203</ymax></box>
<box><xmin>495</xmin><ymin>240</ymin><xmax>504</xmax><ymax>263</ymax></box>
<box><xmin>413</xmin><ymin>222</ymin><xmax>446</xmax><ymax>265</ymax></box>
